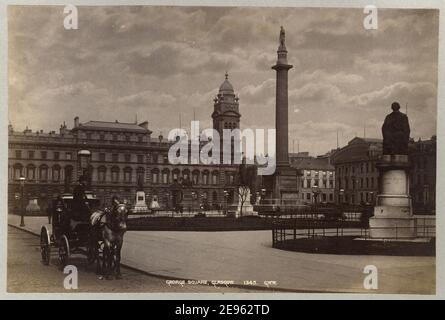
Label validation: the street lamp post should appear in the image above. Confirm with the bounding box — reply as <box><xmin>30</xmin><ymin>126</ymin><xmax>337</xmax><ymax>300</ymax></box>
<box><xmin>191</xmin><ymin>191</ymin><xmax>196</xmax><ymax>214</ymax></box>
<box><xmin>223</xmin><ymin>189</ymin><xmax>229</xmax><ymax>215</ymax></box>
<box><xmin>19</xmin><ymin>176</ymin><xmax>26</xmax><ymax>227</ymax></box>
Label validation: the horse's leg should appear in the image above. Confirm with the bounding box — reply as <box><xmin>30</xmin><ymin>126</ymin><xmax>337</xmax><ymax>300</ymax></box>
<box><xmin>115</xmin><ymin>238</ymin><xmax>123</xmax><ymax>279</ymax></box>
<box><xmin>102</xmin><ymin>242</ymin><xmax>110</xmax><ymax>279</ymax></box>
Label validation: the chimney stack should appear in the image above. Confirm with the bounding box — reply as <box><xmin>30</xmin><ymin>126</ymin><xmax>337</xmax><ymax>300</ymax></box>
<box><xmin>74</xmin><ymin>116</ymin><xmax>79</xmax><ymax>128</ymax></box>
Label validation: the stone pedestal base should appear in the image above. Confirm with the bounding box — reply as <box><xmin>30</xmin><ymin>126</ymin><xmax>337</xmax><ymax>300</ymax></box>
<box><xmin>26</xmin><ymin>198</ymin><xmax>41</xmax><ymax>213</ymax></box>
<box><xmin>133</xmin><ymin>191</ymin><xmax>148</xmax><ymax>213</ymax></box>
<box><xmin>271</xmin><ymin>165</ymin><xmax>299</xmax><ymax>202</ymax></box>
<box><xmin>369</xmin><ymin>154</ymin><xmax>416</xmax><ymax>239</ymax></box>
<box><xmin>369</xmin><ymin>214</ymin><xmax>416</xmax><ymax>239</ymax></box>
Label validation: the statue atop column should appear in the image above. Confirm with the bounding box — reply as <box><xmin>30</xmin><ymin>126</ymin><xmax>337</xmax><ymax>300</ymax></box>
<box><xmin>382</xmin><ymin>102</ymin><xmax>410</xmax><ymax>155</ymax></box>
<box><xmin>280</xmin><ymin>26</ymin><xmax>285</xmax><ymax>44</ymax></box>
<box><xmin>279</xmin><ymin>26</ymin><xmax>286</xmax><ymax>48</ymax></box>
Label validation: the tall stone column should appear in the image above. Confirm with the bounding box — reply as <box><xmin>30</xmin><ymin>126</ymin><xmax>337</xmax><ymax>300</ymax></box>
<box><xmin>272</xmin><ymin>28</ymin><xmax>293</xmax><ymax>167</ymax></box>
<box><xmin>268</xmin><ymin>27</ymin><xmax>298</xmax><ymax>202</ymax></box>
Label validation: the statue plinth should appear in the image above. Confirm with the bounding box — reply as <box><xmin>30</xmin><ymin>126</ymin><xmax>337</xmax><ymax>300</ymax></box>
<box><xmin>133</xmin><ymin>190</ymin><xmax>148</xmax><ymax>213</ymax></box>
<box><xmin>369</xmin><ymin>154</ymin><xmax>416</xmax><ymax>239</ymax></box>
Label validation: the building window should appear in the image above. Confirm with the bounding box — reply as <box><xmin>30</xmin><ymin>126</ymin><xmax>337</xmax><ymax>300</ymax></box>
<box><xmin>15</xmin><ymin>150</ymin><xmax>22</xmax><ymax>159</ymax></box>
<box><xmin>111</xmin><ymin>167</ymin><xmax>119</xmax><ymax>183</ymax></box>
<box><xmin>53</xmin><ymin>165</ymin><xmax>61</xmax><ymax>182</ymax></box>
<box><xmin>306</xmin><ymin>193</ymin><xmax>311</xmax><ymax>200</ymax></box>
<box><xmin>14</xmin><ymin>164</ymin><xmax>23</xmax><ymax>179</ymax></box>
<box><xmin>112</xmin><ymin>154</ymin><xmax>119</xmax><ymax>162</ymax></box>
<box><xmin>212</xmin><ymin>172</ymin><xmax>219</xmax><ymax>185</ymax></box>
<box><xmin>136</xmin><ymin>167</ymin><xmax>145</xmax><ymax>185</ymax></box>
<box><xmin>66</xmin><ymin>152</ymin><xmax>72</xmax><ymax>160</ymax></box>
<box><xmin>125</xmin><ymin>135</ymin><xmax>131</xmax><ymax>142</ymax></box>
<box><xmin>113</xmin><ymin>134</ymin><xmax>118</xmax><ymax>141</ymax></box>
<box><xmin>54</xmin><ymin>152</ymin><xmax>60</xmax><ymax>160</ymax></box>
<box><xmin>86</xmin><ymin>133</ymin><xmax>92</xmax><ymax>140</ymax></box>
<box><xmin>307</xmin><ymin>179</ymin><xmax>311</xmax><ymax>188</ymax></box>
<box><xmin>151</xmin><ymin>169</ymin><xmax>159</xmax><ymax>184</ymax></box>
<box><xmin>329</xmin><ymin>193</ymin><xmax>333</xmax><ymax>202</ymax></box>
<box><xmin>40</xmin><ymin>165</ymin><xmax>48</xmax><ymax>181</ymax></box>
<box><xmin>98</xmin><ymin>167</ymin><xmax>106</xmax><ymax>182</ymax></box>
<box><xmin>28</xmin><ymin>151</ymin><xmax>34</xmax><ymax>159</ymax></box>
<box><xmin>137</xmin><ymin>155</ymin><xmax>144</xmax><ymax>163</ymax></box>
<box><xmin>124</xmin><ymin>167</ymin><xmax>132</xmax><ymax>183</ymax></box>
<box><xmin>162</xmin><ymin>169</ymin><xmax>169</xmax><ymax>184</ymax></box>
<box><xmin>41</xmin><ymin>151</ymin><xmax>47</xmax><ymax>159</ymax></box>
<box><xmin>192</xmin><ymin>170</ymin><xmax>199</xmax><ymax>185</ymax></box>
<box><xmin>203</xmin><ymin>171</ymin><xmax>210</xmax><ymax>185</ymax></box>
<box><xmin>172</xmin><ymin>169</ymin><xmax>179</xmax><ymax>182</ymax></box>
<box><xmin>100</xmin><ymin>134</ymin><xmax>105</xmax><ymax>140</ymax></box>
<box><xmin>26</xmin><ymin>165</ymin><xmax>35</xmax><ymax>180</ymax></box>
<box><xmin>124</xmin><ymin>154</ymin><xmax>131</xmax><ymax>162</ymax></box>
<box><xmin>99</xmin><ymin>153</ymin><xmax>106</xmax><ymax>162</ymax></box>
<box><xmin>138</xmin><ymin>136</ymin><xmax>143</xmax><ymax>143</ymax></box>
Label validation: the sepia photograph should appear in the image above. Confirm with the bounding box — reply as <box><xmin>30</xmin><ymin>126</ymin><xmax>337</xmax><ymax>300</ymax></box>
<box><xmin>3</xmin><ymin>1</ymin><xmax>441</xmax><ymax>298</ymax></box>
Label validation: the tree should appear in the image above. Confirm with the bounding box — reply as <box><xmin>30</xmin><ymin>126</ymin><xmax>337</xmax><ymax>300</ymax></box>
<box><xmin>234</xmin><ymin>162</ymin><xmax>258</xmax><ymax>217</ymax></box>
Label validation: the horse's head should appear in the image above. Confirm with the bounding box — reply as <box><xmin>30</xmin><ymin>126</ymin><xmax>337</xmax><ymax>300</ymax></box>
<box><xmin>109</xmin><ymin>203</ymin><xmax>128</xmax><ymax>232</ymax></box>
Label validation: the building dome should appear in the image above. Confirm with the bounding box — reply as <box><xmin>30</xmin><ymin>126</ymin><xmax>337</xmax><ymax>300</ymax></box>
<box><xmin>219</xmin><ymin>72</ymin><xmax>234</xmax><ymax>94</ymax></box>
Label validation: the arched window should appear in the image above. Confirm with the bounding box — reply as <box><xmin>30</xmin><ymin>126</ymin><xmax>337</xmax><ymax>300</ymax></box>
<box><xmin>111</xmin><ymin>166</ymin><xmax>120</xmax><ymax>183</ymax></box>
<box><xmin>202</xmin><ymin>170</ymin><xmax>209</xmax><ymax>185</ymax></box>
<box><xmin>52</xmin><ymin>165</ymin><xmax>61</xmax><ymax>182</ymax></box>
<box><xmin>98</xmin><ymin>166</ymin><xmax>107</xmax><ymax>183</ymax></box>
<box><xmin>39</xmin><ymin>165</ymin><xmax>48</xmax><ymax>181</ymax></box>
<box><xmin>182</xmin><ymin>169</ymin><xmax>190</xmax><ymax>184</ymax></box>
<box><xmin>26</xmin><ymin>164</ymin><xmax>35</xmax><ymax>180</ymax></box>
<box><xmin>172</xmin><ymin>169</ymin><xmax>180</xmax><ymax>182</ymax></box>
<box><xmin>162</xmin><ymin>169</ymin><xmax>170</xmax><ymax>184</ymax></box>
<box><xmin>124</xmin><ymin>167</ymin><xmax>132</xmax><ymax>183</ymax></box>
<box><xmin>151</xmin><ymin>168</ymin><xmax>159</xmax><ymax>184</ymax></box>
<box><xmin>136</xmin><ymin>167</ymin><xmax>145</xmax><ymax>186</ymax></box>
<box><xmin>212</xmin><ymin>171</ymin><xmax>219</xmax><ymax>185</ymax></box>
<box><xmin>13</xmin><ymin>164</ymin><xmax>23</xmax><ymax>180</ymax></box>
<box><xmin>192</xmin><ymin>170</ymin><xmax>200</xmax><ymax>185</ymax></box>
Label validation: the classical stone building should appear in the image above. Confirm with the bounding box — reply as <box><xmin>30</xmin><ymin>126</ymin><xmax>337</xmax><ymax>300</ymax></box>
<box><xmin>289</xmin><ymin>153</ymin><xmax>335</xmax><ymax>204</ymax></box>
<box><xmin>330</xmin><ymin>136</ymin><xmax>436</xmax><ymax>213</ymax></box>
<box><xmin>409</xmin><ymin>136</ymin><xmax>436</xmax><ymax>214</ymax></box>
<box><xmin>8</xmin><ymin>75</ymin><xmax>240</xmax><ymax>213</ymax></box>
<box><xmin>330</xmin><ymin>137</ymin><xmax>382</xmax><ymax>206</ymax></box>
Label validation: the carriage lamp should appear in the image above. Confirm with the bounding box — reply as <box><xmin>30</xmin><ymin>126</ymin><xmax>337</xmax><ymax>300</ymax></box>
<box><xmin>19</xmin><ymin>176</ymin><xmax>26</xmax><ymax>227</ymax></box>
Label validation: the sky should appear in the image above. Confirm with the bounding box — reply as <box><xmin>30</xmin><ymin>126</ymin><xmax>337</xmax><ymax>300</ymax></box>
<box><xmin>8</xmin><ymin>6</ymin><xmax>439</xmax><ymax>156</ymax></box>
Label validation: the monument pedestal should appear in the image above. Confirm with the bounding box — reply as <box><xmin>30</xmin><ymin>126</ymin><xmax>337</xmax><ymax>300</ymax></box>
<box><xmin>271</xmin><ymin>165</ymin><xmax>299</xmax><ymax>203</ymax></box>
<box><xmin>369</xmin><ymin>155</ymin><xmax>416</xmax><ymax>239</ymax></box>
<box><xmin>133</xmin><ymin>190</ymin><xmax>148</xmax><ymax>213</ymax></box>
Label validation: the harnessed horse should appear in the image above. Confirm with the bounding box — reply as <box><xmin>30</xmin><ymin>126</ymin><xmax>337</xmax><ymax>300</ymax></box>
<box><xmin>90</xmin><ymin>203</ymin><xmax>128</xmax><ymax>279</ymax></box>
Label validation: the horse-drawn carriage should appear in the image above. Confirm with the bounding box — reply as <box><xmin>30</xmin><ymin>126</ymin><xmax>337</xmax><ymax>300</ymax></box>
<box><xmin>40</xmin><ymin>192</ymin><xmax>128</xmax><ymax>278</ymax></box>
<box><xmin>40</xmin><ymin>192</ymin><xmax>101</xmax><ymax>267</ymax></box>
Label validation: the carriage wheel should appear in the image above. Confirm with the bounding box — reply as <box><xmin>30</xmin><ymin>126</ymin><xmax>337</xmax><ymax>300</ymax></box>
<box><xmin>58</xmin><ymin>235</ymin><xmax>70</xmax><ymax>268</ymax></box>
<box><xmin>40</xmin><ymin>227</ymin><xmax>51</xmax><ymax>265</ymax></box>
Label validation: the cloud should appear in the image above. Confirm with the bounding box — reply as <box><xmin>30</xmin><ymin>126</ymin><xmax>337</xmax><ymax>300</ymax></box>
<box><xmin>8</xmin><ymin>6</ymin><xmax>439</xmax><ymax>156</ymax></box>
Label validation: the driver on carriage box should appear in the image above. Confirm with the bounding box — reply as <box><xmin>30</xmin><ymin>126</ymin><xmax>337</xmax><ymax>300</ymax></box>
<box><xmin>72</xmin><ymin>175</ymin><xmax>91</xmax><ymax>221</ymax></box>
